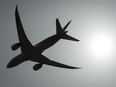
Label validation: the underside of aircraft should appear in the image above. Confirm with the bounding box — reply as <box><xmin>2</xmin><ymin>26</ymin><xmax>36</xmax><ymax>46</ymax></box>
<box><xmin>7</xmin><ymin>5</ymin><xmax>81</xmax><ymax>71</ymax></box>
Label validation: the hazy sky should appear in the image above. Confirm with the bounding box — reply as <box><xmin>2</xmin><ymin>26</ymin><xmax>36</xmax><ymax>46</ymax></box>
<box><xmin>1</xmin><ymin>0</ymin><xmax>116</xmax><ymax>87</ymax></box>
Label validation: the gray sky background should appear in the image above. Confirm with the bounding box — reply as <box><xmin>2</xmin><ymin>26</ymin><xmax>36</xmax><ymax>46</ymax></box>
<box><xmin>1</xmin><ymin>0</ymin><xmax>116</xmax><ymax>87</ymax></box>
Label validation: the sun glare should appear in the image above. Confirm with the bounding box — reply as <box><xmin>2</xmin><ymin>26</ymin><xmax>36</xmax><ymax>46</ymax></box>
<box><xmin>89</xmin><ymin>32</ymin><xmax>114</xmax><ymax>58</ymax></box>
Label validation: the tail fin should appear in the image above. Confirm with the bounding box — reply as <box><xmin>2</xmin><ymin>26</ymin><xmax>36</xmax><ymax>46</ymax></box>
<box><xmin>56</xmin><ymin>18</ymin><xmax>80</xmax><ymax>42</ymax></box>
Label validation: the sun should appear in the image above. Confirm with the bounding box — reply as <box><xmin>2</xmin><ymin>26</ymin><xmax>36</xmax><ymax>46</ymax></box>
<box><xmin>89</xmin><ymin>32</ymin><xmax>114</xmax><ymax>58</ymax></box>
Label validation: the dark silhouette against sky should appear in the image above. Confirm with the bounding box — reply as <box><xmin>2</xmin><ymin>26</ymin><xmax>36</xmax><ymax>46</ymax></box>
<box><xmin>1</xmin><ymin>0</ymin><xmax>116</xmax><ymax>87</ymax></box>
<box><xmin>7</xmin><ymin>5</ymin><xmax>80</xmax><ymax>71</ymax></box>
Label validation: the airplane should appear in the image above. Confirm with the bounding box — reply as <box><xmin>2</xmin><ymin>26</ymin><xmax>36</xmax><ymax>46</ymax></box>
<box><xmin>7</xmin><ymin>5</ymin><xmax>81</xmax><ymax>71</ymax></box>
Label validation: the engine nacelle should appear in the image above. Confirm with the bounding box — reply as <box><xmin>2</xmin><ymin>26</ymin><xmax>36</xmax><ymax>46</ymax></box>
<box><xmin>11</xmin><ymin>43</ymin><xmax>21</xmax><ymax>51</ymax></box>
<box><xmin>33</xmin><ymin>64</ymin><xmax>43</xmax><ymax>71</ymax></box>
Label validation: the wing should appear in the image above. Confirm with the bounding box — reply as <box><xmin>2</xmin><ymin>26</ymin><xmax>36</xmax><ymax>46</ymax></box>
<box><xmin>45</xmin><ymin>60</ymin><xmax>81</xmax><ymax>69</ymax></box>
<box><xmin>15</xmin><ymin>5</ymin><xmax>33</xmax><ymax>53</ymax></box>
<box><xmin>40</xmin><ymin>55</ymin><xmax>81</xmax><ymax>69</ymax></box>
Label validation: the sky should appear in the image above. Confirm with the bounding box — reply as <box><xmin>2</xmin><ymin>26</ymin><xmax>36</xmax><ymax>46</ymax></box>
<box><xmin>1</xmin><ymin>0</ymin><xmax>116</xmax><ymax>87</ymax></box>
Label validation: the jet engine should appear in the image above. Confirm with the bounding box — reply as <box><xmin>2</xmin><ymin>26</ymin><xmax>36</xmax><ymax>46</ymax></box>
<box><xmin>11</xmin><ymin>43</ymin><xmax>21</xmax><ymax>51</ymax></box>
<box><xmin>33</xmin><ymin>64</ymin><xmax>43</xmax><ymax>71</ymax></box>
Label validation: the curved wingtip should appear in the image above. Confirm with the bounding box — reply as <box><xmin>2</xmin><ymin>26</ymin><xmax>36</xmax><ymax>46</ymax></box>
<box><xmin>16</xmin><ymin>4</ymin><xmax>18</xmax><ymax>9</ymax></box>
<box><xmin>73</xmin><ymin>67</ymin><xmax>82</xmax><ymax>69</ymax></box>
<box><xmin>56</xmin><ymin>18</ymin><xmax>59</xmax><ymax>22</ymax></box>
<box><xmin>15</xmin><ymin>4</ymin><xmax>18</xmax><ymax>13</ymax></box>
<box><xmin>76</xmin><ymin>39</ymin><xmax>80</xmax><ymax>42</ymax></box>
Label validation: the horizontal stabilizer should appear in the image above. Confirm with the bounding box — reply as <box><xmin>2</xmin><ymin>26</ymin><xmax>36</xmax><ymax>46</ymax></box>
<box><xmin>63</xmin><ymin>20</ymin><xmax>72</xmax><ymax>31</ymax></box>
<box><xmin>56</xmin><ymin>18</ymin><xmax>72</xmax><ymax>34</ymax></box>
<box><xmin>56</xmin><ymin>18</ymin><xmax>80</xmax><ymax>42</ymax></box>
<box><xmin>56</xmin><ymin>18</ymin><xmax>62</xmax><ymax>34</ymax></box>
<box><xmin>62</xmin><ymin>34</ymin><xmax>80</xmax><ymax>42</ymax></box>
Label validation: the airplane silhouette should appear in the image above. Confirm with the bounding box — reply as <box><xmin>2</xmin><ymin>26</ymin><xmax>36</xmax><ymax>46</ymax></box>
<box><xmin>7</xmin><ymin>5</ymin><xmax>81</xmax><ymax>71</ymax></box>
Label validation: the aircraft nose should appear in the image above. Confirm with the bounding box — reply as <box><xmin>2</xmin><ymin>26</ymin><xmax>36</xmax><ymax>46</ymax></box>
<box><xmin>7</xmin><ymin>62</ymin><xmax>12</xmax><ymax>68</ymax></box>
<box><xmin>7</xmin><ymin>60</ymin><xmax>14</xmax><ymax>68</ymax></box>
<box><xmin>7</xmin><ymin>65</ymin><xmax>10</xmax><ymax>68</ymax></box>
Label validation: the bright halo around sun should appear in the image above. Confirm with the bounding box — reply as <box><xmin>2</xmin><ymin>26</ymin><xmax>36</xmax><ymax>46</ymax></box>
<box><xmin>89</xmin><ymin>32</ymin><xmax>114</xmax><ymax>58</ymax></box>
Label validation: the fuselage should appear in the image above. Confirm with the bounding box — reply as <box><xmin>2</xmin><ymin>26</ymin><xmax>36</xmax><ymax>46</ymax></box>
<box><xmin>7</xmin><ymin>32</ymin><xmax>67</xmax><ymax>68</ymax></box>
<box><xmin>27</xmin><ymin>34</ymin><xmax>62</xmax><ymax>60</ymax></box>
<box><xmin>35</xmin><ymin>34</ymin><xmax>62</xmax><ymax>51</ymax></box>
